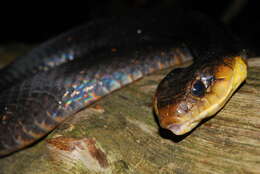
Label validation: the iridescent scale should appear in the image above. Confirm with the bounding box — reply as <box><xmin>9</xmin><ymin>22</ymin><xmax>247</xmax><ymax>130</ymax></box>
<box><xmin>60</xmin><ymin>47</ymin><xmax>193</xmax><ymax>117</ymax></box>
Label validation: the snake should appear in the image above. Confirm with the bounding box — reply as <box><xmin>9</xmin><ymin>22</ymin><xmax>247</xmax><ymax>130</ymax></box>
<box><xmin>0</xmin><ymin>10</ymin><xmax>247</xmax><ymax>156</ymax></box>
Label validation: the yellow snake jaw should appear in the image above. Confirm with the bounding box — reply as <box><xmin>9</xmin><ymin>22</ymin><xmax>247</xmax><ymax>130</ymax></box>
<box><xmin>156</xmin><ymin>56</ymin><xmax>247</xmax><ymax>135</ymax></box>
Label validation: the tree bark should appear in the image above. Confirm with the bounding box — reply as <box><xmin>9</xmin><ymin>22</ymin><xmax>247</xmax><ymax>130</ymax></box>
<box><xmin>0</xmin><ymin>57</ymin><xmax>260</xmax><ymax>174</ymax></box>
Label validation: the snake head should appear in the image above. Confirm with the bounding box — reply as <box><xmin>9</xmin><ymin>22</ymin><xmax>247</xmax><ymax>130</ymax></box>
<box><xmin>154</xmin><ymin>55</ymin><xmax>247</xmax><ymax>135</ymax></box>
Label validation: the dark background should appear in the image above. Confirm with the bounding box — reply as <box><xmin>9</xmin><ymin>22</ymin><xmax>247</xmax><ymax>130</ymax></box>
<box><xmin>1</xmin><ymin>0</ymin><xmax>259</xmax><ymax>54</ymax></box>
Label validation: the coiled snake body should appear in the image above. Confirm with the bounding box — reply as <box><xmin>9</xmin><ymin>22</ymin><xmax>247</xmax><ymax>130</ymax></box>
<box><xmin>0</xmin><ymin>10</ymin><xmax>247</xmax><ymax>156</ymax></box>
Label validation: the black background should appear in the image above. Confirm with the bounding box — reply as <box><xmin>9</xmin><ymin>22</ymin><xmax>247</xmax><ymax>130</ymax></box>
<box><xmin>1</xmin><ymin>0</ymin><xmax>259</xmax><ymax>54</ymax></box>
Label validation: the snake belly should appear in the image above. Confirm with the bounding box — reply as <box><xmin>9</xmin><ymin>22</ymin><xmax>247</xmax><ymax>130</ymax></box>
<box><xmin>0</xmin><ymin>10</ymin><xmax>247</xmax><ymax>156</ymax></box>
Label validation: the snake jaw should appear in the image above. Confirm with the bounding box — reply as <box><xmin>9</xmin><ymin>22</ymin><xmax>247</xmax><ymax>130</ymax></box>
<box><xmin>167</xmin><ymin>124</ymin><xmax>183</xmax><ymax>135</ymax></box>
<box><xmin>167</xmin><ymin>119</ymin><xmax>201</xmax><ymax>135</ymax></box>
<box><xmin>155</xmin><ymin>56</ymin><xmax>247</xmax><ymax>135</ymax></box>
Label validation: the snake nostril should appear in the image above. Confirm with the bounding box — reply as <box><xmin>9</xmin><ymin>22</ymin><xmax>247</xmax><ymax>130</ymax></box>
<box><xmin>177</xmin><ymin>102</ymin><xmax>189</xmax><ymax>114</ymax></box>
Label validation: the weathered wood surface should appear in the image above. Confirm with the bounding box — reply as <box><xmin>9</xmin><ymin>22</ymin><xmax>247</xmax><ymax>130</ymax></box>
<box><xmin>0</xmin><ymin>55</ymin><xmax>259</xmax><ymax>174</ymax></box>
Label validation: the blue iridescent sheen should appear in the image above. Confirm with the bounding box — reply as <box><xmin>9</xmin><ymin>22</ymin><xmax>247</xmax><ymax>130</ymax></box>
<box><xmin>112</xmin><ymin>71</ymin><xmax>132</xmax><ymax>85</ymax></box>
<box><xmin>45</xmin><ymin>50</ymin><xmax>75</xmax><ymax>68</ymax></box>
<box><xmin>59</xmin><ymin>47</ymin><xmax>193</xmax><ymax>113</ymax></box>
<box><xmin>100</xmin><ymin>75</ymin><xmax>121</xmax><ymax>92</ymax></box>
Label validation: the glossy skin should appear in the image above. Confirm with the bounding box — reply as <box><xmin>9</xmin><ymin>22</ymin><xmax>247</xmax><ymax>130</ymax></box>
<box><xmin>0</xmin><ymin>10</ymin><xmax>247</xmax><ymax>156</ymax></box>
<box><xmin>154</xmin><ymin>55</ymin><xmax>247</xmax><ymax>135</ymax></box>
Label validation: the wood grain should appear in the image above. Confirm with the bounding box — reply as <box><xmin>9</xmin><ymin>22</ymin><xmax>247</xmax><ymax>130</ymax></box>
<box><xmin>0</xmin><ymin>58</ymin><xmax>259</xmax><ymax>174</ymax></box>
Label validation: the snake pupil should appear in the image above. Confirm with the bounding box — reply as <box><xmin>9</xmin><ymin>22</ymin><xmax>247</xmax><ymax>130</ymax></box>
<box><xmin>191</xmin><ymin>80</ymin><xmax>206</xmax><ymax>97</ymax></box>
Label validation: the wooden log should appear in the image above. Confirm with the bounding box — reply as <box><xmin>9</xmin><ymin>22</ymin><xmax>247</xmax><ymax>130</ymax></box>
<box><xmin>0</xmin><ymin>57</ymin><xmax>260</xmax><ymax>174</ymax></box>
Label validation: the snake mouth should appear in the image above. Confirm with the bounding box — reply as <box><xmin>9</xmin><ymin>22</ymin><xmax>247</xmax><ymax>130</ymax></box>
<box><xmin>154</xmin><ymin>56</ymin><xmax>247</xmax><ymax>135</ymax></box>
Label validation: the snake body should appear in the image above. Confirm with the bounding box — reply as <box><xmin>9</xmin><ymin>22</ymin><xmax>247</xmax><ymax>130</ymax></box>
<box><xmin>0</xmin><ymin>10</ymin><xmax>247</xmax><ymax>156</ymax></box>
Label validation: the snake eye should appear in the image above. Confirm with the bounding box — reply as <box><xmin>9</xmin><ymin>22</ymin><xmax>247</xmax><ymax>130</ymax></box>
<box><xmin>191</xmin><ymin>80</ymin><xmax>206</xmax><ymax>97</ymax></box>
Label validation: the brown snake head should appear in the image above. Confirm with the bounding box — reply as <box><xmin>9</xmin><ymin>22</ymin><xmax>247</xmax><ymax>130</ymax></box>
<box><xmin>154</xmin><ymin>55</ymin><xmax>247</xmax><ymax>135</ymax></box>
